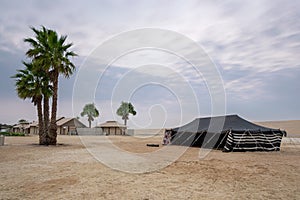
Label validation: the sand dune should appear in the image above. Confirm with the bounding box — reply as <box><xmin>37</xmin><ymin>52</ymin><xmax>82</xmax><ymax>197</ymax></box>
<box><xmin>256</xmin><ymin>120</ymin><xmax>300</xmax><ymax>138</ymax></box>
<box><xmin>129</xmin><ymin>120</ymin><xmax>300</xmax><ymax>138</ymax></box>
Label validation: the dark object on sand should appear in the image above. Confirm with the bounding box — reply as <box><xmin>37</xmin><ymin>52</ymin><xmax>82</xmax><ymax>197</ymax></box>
<box><xmin>146</xmin><ymin>144</ymin><xmax>159</xmax><ymax>147</ymax></box>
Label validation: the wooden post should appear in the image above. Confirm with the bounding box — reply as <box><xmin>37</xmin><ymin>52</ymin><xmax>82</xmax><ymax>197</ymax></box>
<box><xmin>0</xmin><ymin>135</ymin><xmax>4</xmax><ymax>146</ymax></box>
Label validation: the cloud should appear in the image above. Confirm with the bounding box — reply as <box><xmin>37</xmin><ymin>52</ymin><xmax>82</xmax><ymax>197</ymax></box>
<box><xmin>200</xmin><ymin>1</ymin><xmax>300</xmax><ymax>73</ymax></box>
<box><xmin>0</xmin><ymin>0</ymin><xmax>300</xmax><ymax>125</ymax></box>
<box><xmin>1</xmin><ymin>1</ymin><xmax>300</xmax><ymax>69</ymax></box>
<box><xmin>225</xmin><ymin>78</ymin><xmax>264</xmax><ymax>100</ymax></box>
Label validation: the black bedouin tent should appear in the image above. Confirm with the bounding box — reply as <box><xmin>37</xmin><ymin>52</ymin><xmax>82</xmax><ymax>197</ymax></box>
<box><xmin>168</xmin><ymin>115</ymin><xmax>286</xmax><ymax>152</ymax></box>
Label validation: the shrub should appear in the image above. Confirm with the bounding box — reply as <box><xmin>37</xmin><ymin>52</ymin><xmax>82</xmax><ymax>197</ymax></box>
<box><xmin>0</xmin><ymin>132</ymin><xmax>10</xmax><ymax>136</ymax></box>
<box><xmin>0</xmin><ymin>132</ymin><xmax>25</xmax><ymax>136</ymax></box>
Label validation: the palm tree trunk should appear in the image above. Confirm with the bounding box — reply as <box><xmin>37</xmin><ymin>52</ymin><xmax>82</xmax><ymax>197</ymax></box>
<box><xmin>49</xmin><ymin>70</ymin><xmax>59</xmax><ymax>145</ymax></box>
<box><xmin>43</xmin><ymin>95</ymin><xmax>50</xmax><ymax>144</ymax></box>
<box><xmin>88</xmin><ymin>120</ymin><xmax>91</xmax><ymax>128</ymax></box>
<box><xmin>36</xmin><ymin>96</ymin><xmax>45</xmax><ymax>145</ymax></box>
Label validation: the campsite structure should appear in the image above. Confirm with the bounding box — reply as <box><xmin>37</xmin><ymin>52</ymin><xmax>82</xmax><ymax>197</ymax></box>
<box><xmin>12</xmin><ymin>121</ymin><xmax>38</xmax><ymax>134</ymax></box>
<box><xmin>56</xmin><ymin>117</ymin><xmax>86</xmax><ymax>135</ymax></box>
<box><xmin>12</xmin><ymin>117</ymin><xmax>86</xmax><ymax>135</ymax></box>
<box><xmin>98</xmin><ymin>121</ymin><xmax>126</xmax><ymax>135</ymax></box>
<box><xmin>169</xmin><ymin>115</ymin><xmax>286</xmax><ymax>152</ymax></box>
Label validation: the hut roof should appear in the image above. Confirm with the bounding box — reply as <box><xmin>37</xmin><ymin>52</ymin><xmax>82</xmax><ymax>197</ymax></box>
<box><xmin>56</xmin><ymin>117</ymin><xmax>86</xmax><ymax>128</ymax></box>
<box><xmin>99</xmin><ymin>121</ymin><xmax>126</xmax><ymax>128</ymax></box>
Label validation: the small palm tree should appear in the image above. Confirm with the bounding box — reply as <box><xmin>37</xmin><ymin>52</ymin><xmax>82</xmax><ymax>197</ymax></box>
<box><xmin>18</xmin><ymin>119</ymin><xmax>29</xmax><ymax>124</ymax></box>
<box><xmin>25</xmin><ymin>26</ymin><xmax>77</xmax><ymax>145</ymax></box>
<box><xmin>81</xmin><ymin>103</ymin><xmax>99</xmax><ymax>128</ymax></box>
<box><xmin>116</xmin><ymin>102</ymin><xmax>137</xmax><ymax>126</ymax></box>
<box><xmin>12</xmin><ymin>61</ymin><xmax>52</xmax><ymax>144</ymax></box>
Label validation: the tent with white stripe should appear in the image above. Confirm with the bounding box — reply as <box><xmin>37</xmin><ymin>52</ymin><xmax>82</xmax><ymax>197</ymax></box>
<box><xmin>168</xmin><ymin>115</ymin><xmax>286</xmax><ymax>152</ymax></box>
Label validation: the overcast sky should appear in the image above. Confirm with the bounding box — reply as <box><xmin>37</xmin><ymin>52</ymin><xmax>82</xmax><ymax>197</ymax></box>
<box><xmin>0</xmin><ymin>0</ymin><xmax>299</xmax><ymax>128</ymax></box>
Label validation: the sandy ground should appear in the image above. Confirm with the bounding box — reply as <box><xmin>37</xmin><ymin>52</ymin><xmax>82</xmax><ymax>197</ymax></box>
<box><xmin>257</xmin><ymin>120</ymin><xmax>300</xmax><ymax>138</ymax></box>
<box><xmin>0</xmin><ymin>135</ymin><xmax>299</xmax><ymax>200</ymax></box>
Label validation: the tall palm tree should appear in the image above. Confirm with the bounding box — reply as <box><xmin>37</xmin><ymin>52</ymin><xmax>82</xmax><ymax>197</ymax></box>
<box><xmin>80</xmin><ymin>103</ymin><xmax>100</xmax><ymax>128</ymax></box>
<box><xmin>12</xmin><ymin>61</ymin><xmax>52</xmax><ymax>144</ymax></box>
<box><xmin>25</xmin><ymin>26</ymin><xmax>77</xmax><ymax>145</ymax></box>
<box><xmin>116</xmin><ymin>102</ymin><xmax>137</xmax><ymax>126</ymax></box>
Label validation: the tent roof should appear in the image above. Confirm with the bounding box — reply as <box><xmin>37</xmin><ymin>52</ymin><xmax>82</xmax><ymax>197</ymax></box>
<box><xmin>173</xmin><ymin>114</ymin><xmax>284</xmax><ymax>133</ymax></box>
<box><xmin>99</xmin><ymin>121</ymin><xmax>126</xmax><ymax>128</ymax></box>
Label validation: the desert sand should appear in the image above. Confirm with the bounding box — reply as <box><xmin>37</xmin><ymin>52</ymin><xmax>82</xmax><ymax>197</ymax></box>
<box><xmin>0</xmin><ymin>135</ymin><xmax>299</xmax><ymax>200</ymax></box>
<box><xmin>257</xmin><ymin>120</ymin><xmax>300</xmax><ymax>138</ymax></box>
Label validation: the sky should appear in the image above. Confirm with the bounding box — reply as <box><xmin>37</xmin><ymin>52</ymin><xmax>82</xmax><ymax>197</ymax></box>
<box><xmin>0</xmin><ymin>0</ymin><xmax>299</xmax><ymax>128</ymax></box>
